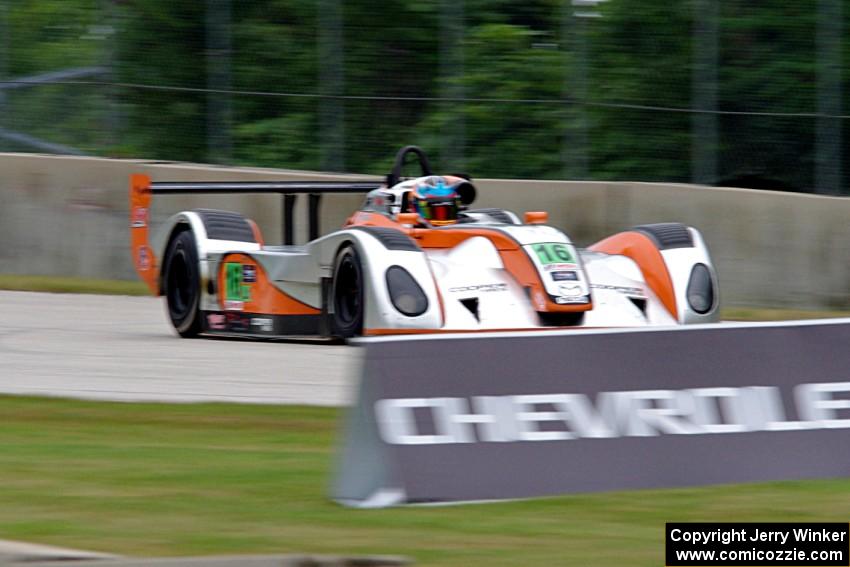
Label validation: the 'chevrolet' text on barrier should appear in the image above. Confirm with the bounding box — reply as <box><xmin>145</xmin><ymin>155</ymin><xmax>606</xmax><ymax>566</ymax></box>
<box><xmin>376</xmin><ymin>384</ymin><xmax>850</xmax><ymax>445</ymax></box>
<box><xmin>333</xmin><ymin>321</ymin><xmax>850</xmax><ymax>507</ymax></box>
<box><xmin>666</xmin><ymin>523</ymin><xmax>850</xmax><ymax>566</ymax></box>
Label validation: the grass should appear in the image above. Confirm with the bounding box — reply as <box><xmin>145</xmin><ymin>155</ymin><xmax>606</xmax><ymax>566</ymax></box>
<box><xmin>0</xmin><ymin>274</ymin><xmax>149</xmax><ymax>296</ymax></box>
<box><xmin>722</xmin><ymin>306</ymin><xmax>850</xmax><ymax>321</ymax></box>
<box><xmin>0</xmin><ymin>397</ymin><xmax>847</xmax><ymax>566</ymax></box>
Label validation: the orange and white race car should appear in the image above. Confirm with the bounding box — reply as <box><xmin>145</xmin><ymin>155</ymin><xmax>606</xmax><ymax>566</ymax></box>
<box><xmin>129</xmin><ymin>146</ymin><xmax>719</xmax><ymax>339</ymax></box>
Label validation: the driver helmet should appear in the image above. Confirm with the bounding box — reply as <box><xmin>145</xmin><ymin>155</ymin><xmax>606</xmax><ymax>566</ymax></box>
<box><xmin>409</xmin><ymin>176</ymin><xmax>461</xmax><ymax>226</ymax></box>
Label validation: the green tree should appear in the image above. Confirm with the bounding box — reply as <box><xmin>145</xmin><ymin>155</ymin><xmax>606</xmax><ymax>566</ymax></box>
<box><xmin>3</xmin><ymin>0</ymin><xmax>106</xmax><ymax>153</ymax></box>
<box><xmin>7</xmin><ymin>0</ymin><xmax>844</xmax><ymax>193</ymax></box>
<box><xmin>230</xmin><ymin>0</ymin><xmax>319</xmax><ymax>169</ymax></box>
<box><xmin>415</xmin><ymin>22</ymin><xmax>566</xmax><ymax>178</ymax></box>
<box><xmin>114</xmin><ymin>0</ymin><xmax>207</xmax><ymax>161</ymax></box>
<box><xmin>339</xmin><ymin>0</ymin><xmax>440</xmax><ymax>174</ymax></box>
<box><xmin>717</xmin><ymin>0</ymin><xmax>817</xmax><ymax>190</ymax></box>
<box><xmin>586</xmin><ymin>0</ymin><xmax>693</xmax><ymax>182</ymax></box>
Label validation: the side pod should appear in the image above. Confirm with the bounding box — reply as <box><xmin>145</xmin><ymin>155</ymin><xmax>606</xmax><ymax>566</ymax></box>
<box><xmin>589</xmin><ymin>223</ymin><xmax>720</xmax><ymax>324</ymax></box>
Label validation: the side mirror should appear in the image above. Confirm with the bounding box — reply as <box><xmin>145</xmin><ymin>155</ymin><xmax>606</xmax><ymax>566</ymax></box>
<box><xmin>524</xmin><ymin>211</ymin><xmax>549</xmax><ymax>225</ymax></box>
<box><xmin>455</xmin><ymin>181</ymin><xmax>477</xmax><ymax>206</ymax></box>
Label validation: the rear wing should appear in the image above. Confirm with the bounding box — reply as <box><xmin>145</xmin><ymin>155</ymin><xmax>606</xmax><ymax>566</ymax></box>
<box><xmin>142</xmin><ymin>179</ymin><xmax>382</xmax><ymax>242</ymax></box>
<box><xmin>128</xmin><ymin>174</ymin><xmax>383</xmax><ymax>294</ymax></box>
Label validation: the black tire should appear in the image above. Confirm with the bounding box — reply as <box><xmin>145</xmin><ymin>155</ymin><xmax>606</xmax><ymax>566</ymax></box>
<box><xmin>331</xmin><ymin>245</ymin><xmax>365</xmax><ymax>338</ymax></box>
<box><xmin>162</xmin><ymin>229</ymin><xmax>203</xmax><ymax>338</ymax></box>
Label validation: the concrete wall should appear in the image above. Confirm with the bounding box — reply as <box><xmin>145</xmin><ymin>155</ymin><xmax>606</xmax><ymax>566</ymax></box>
<box><xmin>0</xmin><ymin>153</ymin><xmax>368</xmax><ymax>282</ymax></box>
<box><xmin>3</xmin><ymin>153</ymin><xmax>849</xmax><ymax>309</ymax></box>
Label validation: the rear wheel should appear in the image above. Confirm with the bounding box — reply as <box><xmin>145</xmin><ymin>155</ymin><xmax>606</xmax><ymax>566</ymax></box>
<box><xmin>162</xmin><ymin>229</ymin><xmax>203</xmax><ymax>338</ymax></box>
<box><xmin>331</xmin><ymin>246</ymin><xmax>365</xmax><ymax>338</ymax></box>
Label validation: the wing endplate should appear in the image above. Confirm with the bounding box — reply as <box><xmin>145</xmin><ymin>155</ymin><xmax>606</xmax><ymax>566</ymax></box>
<box><xmin>129</xmin><ymin>173</ymin><xmax>159</xmax><ymax>294</ymax></box>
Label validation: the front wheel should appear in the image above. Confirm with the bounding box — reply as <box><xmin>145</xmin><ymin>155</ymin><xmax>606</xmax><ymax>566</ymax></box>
<box><xmin>162</xmin><ymin>229</ymin><xmax>203</xmax><ymax>338</ymax></box>
<box><xmin>331</xmin><ymin>245</ymin><xmax>365</xmax><ymax>338</ymax></box>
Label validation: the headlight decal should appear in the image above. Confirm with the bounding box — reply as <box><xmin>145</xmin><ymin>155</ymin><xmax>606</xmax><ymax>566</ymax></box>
<box><xmin>386</xmin><ymin>266</ymin><xmax>429</xmax><ymax>317</ymax></box>
<box><xmin>686</xmin><ymin>263</ymin><xmax>714</xmax><ymax>314</ymax></box>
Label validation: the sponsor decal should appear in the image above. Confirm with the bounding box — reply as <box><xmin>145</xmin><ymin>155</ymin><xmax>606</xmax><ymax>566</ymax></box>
<box><xmin>448</xmin><ymin>283</ymin><xmax>508</xmax><ymax>293</ymax></box>
<box><xmin>591</xmin><ymin>283</ymin><xmax>644</xmax><ymax>296</ymax></box>
<box><xmin>531</xmin><ymin>242</ymin><xmax>575</xmax><ymax>265</ymax></box>
<box><xmin>207</xmin><ymin>312</ymin><xmax>253</xmax><ymax>331</ymax></box>
<box><xmin>137</xmin><ymin>245</ymin><xmax>151</xmax><ymax>271</ymax></box>
<box><xmin>375</xmin><ymin>382</ymin><xmax>850</xmax><ymax>445</ymax></box>
<box><xmin>206</xmin><ymin>313</ymin><xmax>226</xmax><ymax>330</ymax></box>
<box><xmin>131</xmin><ymin>206</ymin><xmax>148</xmax><ymax>228</ymax></box>
<box><xmin>223</xmin><ymin>300</ymin><xmax>244</xmax><ymax>312</ymax></box>
<box><xmin>250</xmin><ymin>317</ymin><xmax>274</xmax><ymax>333</ymax></box>
<box><xmin>243</xmin><ymin>264</ymin><xmax>257</xmax><ymax>283</ymax></box>
<box><xmin>224</xmin><ymin>262</ymin><xmax>252</xmax><ymax>303</ymax></box>
<box><xmin>555</xmin><ymin>295</ymin><xmax>589</xmax><ymax>304</ymax></box>
<box><xmin>543</xmin><ymin>263</ymin><xmax>578</xmax><ymax>272</ymax></box>
<box><xmin>551</xmin><ymin>271</ymin><xmax>578</xmax><ymax>281</ymax></box>
<box><xmin>558</xmin><ymin>284</ymin><xmax>583</xmax><ymax>297</ymax></box>
<box><xmin>225</xmin><ymin>312</ymin><xmax>250</xmax><ymax>331</ymax></box>
<box><xmin>553</xmin><ymin>284</ymin><xmax>588</xmax><ymax>304</ymax></box>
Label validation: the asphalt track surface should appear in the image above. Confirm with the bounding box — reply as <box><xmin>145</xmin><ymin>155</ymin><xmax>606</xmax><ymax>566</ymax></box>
<box><xmin>0</xmin><ymin>291</ymin><xmax>357</xmax><ymax>406</ymax></box>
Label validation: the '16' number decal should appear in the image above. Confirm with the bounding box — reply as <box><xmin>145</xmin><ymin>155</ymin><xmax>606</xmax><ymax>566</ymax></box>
<box><xmin>533</xmin><ymin>243</ymin><xmax>575</xmax><ymax>265</ymax></box>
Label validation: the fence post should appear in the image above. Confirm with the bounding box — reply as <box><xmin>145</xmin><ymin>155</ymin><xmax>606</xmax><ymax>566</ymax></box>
<box><xmin>0</xmin><ymin>0</ymin><xmax>7</xmax><ymax>136</ymax></box>
<box><xmin>101</xmin><ymin>0</ymin><xmax>120</xmax><ymax>152</ymax></box>
<box><xmin>318</xmin><ymin>0</ymin><xmax>345</xmax><ymax>172</ymax></box>
<box><xmin>816</xmin><ymin>0</ymin><xmax>843</xmax><ymax>195</ymax></box>
<box><xmin>206</xmin><ymin>0</ymin><xmax>233</xmax><ymax>164</ymax></box>
<box><xmin>691</xmin><ymin>0</ymin><xmax>718</xmax><ymax>186</ymax></box>
<box><xmin>439</xmin><ymin>0</ymin><xmax>465</xmax><ymax>171</ymax></box>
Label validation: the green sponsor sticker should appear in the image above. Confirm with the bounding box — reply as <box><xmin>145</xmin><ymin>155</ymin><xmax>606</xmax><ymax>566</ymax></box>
<box><xmin>532</xmin><ymin>243</ymin><xmax>575</xmax><ymax>265</ymax></box>
<box><xmin>224</xmin><ymin>263</ymin><xmax>251</xmax><ymax>301</ymax></box>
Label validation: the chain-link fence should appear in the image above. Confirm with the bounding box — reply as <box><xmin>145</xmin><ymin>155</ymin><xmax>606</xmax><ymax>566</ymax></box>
<box><xmin>0</xmin><ymin>0</ymin><xmax>845</xmax><ymax>193</ymax></box>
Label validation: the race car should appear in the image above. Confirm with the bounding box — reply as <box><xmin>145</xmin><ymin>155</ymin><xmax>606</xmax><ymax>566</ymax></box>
<box><xmin>129</xmin><ymin>145</ymin><xmax>719</xmax><ymax>339</ymax></box>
